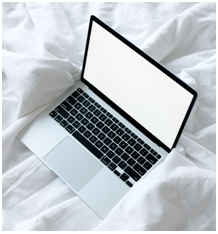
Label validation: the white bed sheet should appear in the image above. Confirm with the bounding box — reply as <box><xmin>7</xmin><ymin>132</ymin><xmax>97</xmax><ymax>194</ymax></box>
<box><xmin>2</xmin><ymin>2</ymin><xmax>216</xmax><ymax>231</ymax></box>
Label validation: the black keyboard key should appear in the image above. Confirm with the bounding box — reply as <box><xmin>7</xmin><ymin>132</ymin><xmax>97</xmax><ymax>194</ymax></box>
<box><xmin>60</xmin><ymin>120</ymin><xmax>68</xmax><ymax>127</ymax></box>
<box><xmin>106</xmin><ymin>112</ymin><xmax>113</xmax><ymax>118</ymax></box>
<box><xmin>75</xmin><ymin>113</ymin><xmax>83</xmax><ymax>121</ymax></box>
<box><xmin>133</xmin><ymin>163</ymin><xmax>147</xmax><ymax>176</ymax></box>
<box><xmin>49</xmin><ymin>110</ymin><xmax>58</xmax><ymax>118</ymax></box>
<box><xmin>81</xmin><ymin>118</ymin><xmax>89</xmax><ymax>126</ymax></box>
<box><xmin>67</xmin><ymin>116</ymin><xmax>75</xmax><ymax>124</ymax></box>
<box><xmin>103</xmin><ymin>137</ymin><xmax>112</xmax><ymax>146</ymax></box>
<box><xmin>88</xmin><ymin>105</ymin><xmax>96</xmax><ymax>112</ymax></box>
<box><xmin>124</xmin><ymin>166</ymin><xmax>141</xmax><ymax>181</ymax></box>
<box><xmin>90</xmin><ymin>117</ymin><xmax>99</xmax><ymax>124</ymax></box>
<box><xmin>112</xmin><ymin>117</ymin><xmax>119</xmax><ymax>123</ymax></box>
<box><xmin>110</xmin><ymin>123</ymin><xmax>119</xmax><ymax>131</ymax></box>
<box><xmin>99</xmin><ymin>114</ymin><xmax>107</xmax><ymax>121</ymax></box>
<box><xmin>137</xmin><ymin>156</ymin><xmax>146</xmax><ymax>165</ymax></box>
<box><xmin>100</xmin><ymin>107</ymin><xmax>107</xmax><ymax>113</ymax></box>
<box><xmin>121</xmin><ymin>153</ymin><xmax>130</xmax><ymax>161</ymax></box>
<box><xmin>85</xmin><ymin>112</ymin><xmax>93</xmax><ymax>119</ymax></box>
<box><xmin>94</xmin><ymin>109</ymin><xmax>101</xmax><ymax>117</ymax></box>
<box><xmin>80</xmin><ymin>107</ymin><xmax>88</xmax><ymax>115</ymax></box>
<box><xmin>128</xmin><ymin>138</ymin><xmax>136</xmax><ymax>146</ymax></box>
<box><xmin>118</xmin><ymin>122</ymin><xmax>125</xmax><ymax>129</ymax></box>
<box><xmin>126</xmin><ymin>181</ymin><xmax>133</xmax><ymax>187</ymax></box>
<box><xmin>77</xmin><ymin>95</ymin><xmax>85</xmax><ymax>103</ymax></box>
<box><xmin>83</xmin><ymin>100</ymin><xmax>91</xmax><ymax>108</ymax></box>
<box><xmin>65</xmin><ymin>125</ymin><xmax>75</xmax><ymax>133</ymax></box>
<box><xmin>55</xmin><ymin>106</ymin><xmax>70</xmax><ymax>119</ymax></box>
<box><xmin>143</xmin><ymin>161</ymin><xmax>152</xmax><ymax>170</ymax></box>
<box><xmin>84</xmin><ymin>130</ymin><xmax>92</xmax><ymax>139</ymax></box>
<box><xmin>108</xmin><ymin>131</ymin><xmax>116</xmax><ymax>139</ymax></box>
<box><xmin>77</xmin><ymin>88</ymin><xmax>83</xmax><ymax>94</ymax></box>
<box><xmin>101</xmin><ymin>156</ymin><xmax>111</xmax><ymax>165</ymax></box>
<box><xmin>114</xmin><ymin>170</ymin><xmax>121</xmax><ymax>177</ymax></box>
<box><xmin>140</xmin><ymin>148</ymin><xmax>149</xmax><ymax>157</ymax></box>
<box><xmin>70</xmin><ymin>108</ymin><xmax>78</xmax><ymax>116</ymax></box>
<box><xmin>78</xmin><ymin>126</ymin><xmax>86</xmax><ymax>133</ymax></box>
<box><xmin>102</xmin><ymin>126</ymin><xmax>110</xmax><ymax>134</ymax></box>
<box><xmin>107</xmin><ymin>150</ymin><xmax>115</xmax><ymax>159</ymax></box>
<box><xmin>88</xmin><ymin>97</ymin><xmax>95</xmax><ymax>103</ymax></box>
<box><xmin>120</xmin><ymin>173</ymin><xmax>129</xmax><ymax>182</ymax></box>
<box><xmin>95</xmin><ymin>102</ymin><xmax>101</xmax><ymax>108</ymax></box>
<box><xmin>66</xmin><ymin>96</ymin><xmax>77</xmax><ymax>106</ymax></box>
<box><xmin>73</xmin><ymin>120</ymin><xmax>81</xmax><ymax>128</ymax></box>
<box><xmin>112</xmin><ymin>156</ymin><xmax>121</xmax><ymax>164</ymax></box>
<box><xmin>55</xmin><ymin>115</ymin><xmax>63</xmax><ymax>123</ymax></box>
<box><xmin>146</xmin><ymin>154</ymin><xmax>158</xmax><ymax>164</ymax></box>
<box><xmin>89</xmin><ymin>135</ymin><xmax>98</xmax><ymax>143</ymax></box>
<box><xmin>113</xmin><ymin>136</ymin><xmax>122</xmax><ymax>144</ymax></box>
<box><xmin>131</xmin><ymin>132</ymin><xmax>138</xmax><ymax>139</ymax></box>
<box><xmin>127</xmin><ymin>158</ymin><xmax>136</xmax><ymax>166</ymax></box>
<box><xmin>118</xmin><ymin>161</ymin><xmax>127</xmax><ymax>169</ymax></box>
<box><xmin>137</xmin><ymin>138</ymin><xmax>144</xmax><ymax>145</ymax></box>
<box><xmin>145</xmin><ymin>145</ymin><xmax>151</xmax><ymax>150</ymax></box>
<box><xmin>119</xmin><ymin>141</ymin><xmax>128</xmax><ymax>149</ymax></box>
<box><xmin>93</xmin><ymin>102</ymin><xmax>98</xmax><ymax>108</ymax></box>
<box><xmin>96</xmin><ymin>121</ymin><xmax>105</xmax><ymax>129</ymax></box>
<box><xmin>75</xmin><ymin>103</ymin><xmax>82</xmax><ymax>110</ymax></box>
<box><xmin>85</xmin><ymin>112</ymin><xmax>94</xmax><ymax>120</ymax></box>
<box><xmin>156</xmin><ymin>154</ymin><xmax>162</xmax><ymax>159</ymax></box>
<box><xmin>109</xmin><ymin>142</ymin><xmax>118</xmax><ymax>151</ymax></box>
<box><xmin>125</xmin><ymin>146</ymin><xmax>134</xmax><ymax>154</ymax></box>
<box><xmin>115</xmin><ymin>147</ymin><xmax>124</xmax><ymax>156</ymax></box>
<box><xmin>133</xmin><ymin>143</ymin><xmax>142</xmax><ymax>152</ymax></box>
<box><xmin>131</xmin><ymin>151</ymin><xmax>140</xmax><ymax>159</ymax></box>
<box><xmin>101</xmin><ymin>145</ymin><xmax>109</xmax><ymax>154</ymax></box>
<box><xmin>122</xmin><ymin>133</ymin><xmax>130</xmax><ymax>141</ymax></box>
<box><xmin>92</xmin><ymin>128</ymin><xmax>100</xmax><ymax>136</ymax></box>
<box><xmin>108</xmin><ymin>162</ymin><xmax>117</xmax><ymax>171</ymax></box>
<box><xmin>83</xmin><ymin>92</ymin><xmax>89</xmax><ymax>98</ymax></box>
<box><xmin>105</xmin><ymin>119</ymin><xmax>113</xmax><ymax>126</ymax></box>
<box><xmin>72</xmin><ymin>91</ymin><xmax>80</xmax><ymax>98</ymax></box>
<box><xmin>150</xmin><ymin>149</ymin><xmax>158</xmax><ymax>156</ymax></box>
<box><xmin>124</xmin><ymin>127</ymin><xmax>131</xmax><ymax>134</ymax></box>
<box><xmin>98</xmin><ymin>132</ymin><xmax>106</xmax><ymax>140</ymax></box>
<box><xmin>116</xmin><ymin>128</ymin><xmax>124</xmax><ymax>136</ymax></box>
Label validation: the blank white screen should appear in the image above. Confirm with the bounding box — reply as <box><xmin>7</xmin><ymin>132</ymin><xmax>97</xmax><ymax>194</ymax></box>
<box><xmin>84</xmin><ymin>22</ymin><xmax>193</xmax><ymax>149</ymax></box>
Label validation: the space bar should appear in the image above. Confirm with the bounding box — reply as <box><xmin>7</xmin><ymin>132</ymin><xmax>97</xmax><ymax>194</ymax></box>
<box><xmin>72</xmin><ymin>131</ymin><xmax>104</xmax><ymax>159</ymax></box>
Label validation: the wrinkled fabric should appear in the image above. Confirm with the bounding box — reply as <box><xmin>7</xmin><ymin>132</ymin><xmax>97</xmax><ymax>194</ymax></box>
<box><xmin>2</xmin><ymin>2</ymin><xmax>216</xmax><ymax>231</ymax></box>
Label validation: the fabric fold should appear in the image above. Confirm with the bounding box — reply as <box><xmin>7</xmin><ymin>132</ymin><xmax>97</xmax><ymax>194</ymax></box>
<box><xmin>2</xmin><ymin>2</ymin><xmax>216</xmax><ymax>231</ymax></box>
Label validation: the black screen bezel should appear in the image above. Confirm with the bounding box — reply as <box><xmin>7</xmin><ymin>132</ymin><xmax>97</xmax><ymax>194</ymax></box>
<box><xmin>81</xmin><ymin>15</ymin><xmax>197</xmax><ymax>153</ymax></box>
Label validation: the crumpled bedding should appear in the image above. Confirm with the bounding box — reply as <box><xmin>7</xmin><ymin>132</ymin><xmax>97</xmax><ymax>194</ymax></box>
<box><xmin>2</xmin><ymin>2</ymin><xmax>216</xmax><ymax>231</ymax></box>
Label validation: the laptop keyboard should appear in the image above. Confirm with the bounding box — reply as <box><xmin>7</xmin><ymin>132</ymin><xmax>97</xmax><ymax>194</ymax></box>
<box><xmin>49</xmin><ymin>88</ymin><xmax>162</xmax><ymax>188</ymax></box>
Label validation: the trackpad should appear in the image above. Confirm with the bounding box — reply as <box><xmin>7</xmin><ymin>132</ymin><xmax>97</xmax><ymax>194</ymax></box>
<box><xmin>44</xmin><ymin>136</ymin><xmax>103</xmax><ymax>191</ymax></box>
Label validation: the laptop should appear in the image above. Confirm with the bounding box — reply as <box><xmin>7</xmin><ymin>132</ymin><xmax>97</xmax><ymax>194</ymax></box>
<box><xmin>18</xmin><ymin>15</ymin><xmax>197</xmax><ymax>219</ymax></box>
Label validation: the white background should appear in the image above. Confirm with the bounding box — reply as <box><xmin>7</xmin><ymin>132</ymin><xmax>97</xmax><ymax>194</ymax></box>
<box><xmin>2</xmin><ymin>2</ymin><xmax>215</xmax><ymax>231</ymax></box>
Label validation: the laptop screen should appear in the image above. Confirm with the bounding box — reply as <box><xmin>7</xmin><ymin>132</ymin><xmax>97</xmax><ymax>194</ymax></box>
<box><xmin>83</xmin><ymin>20</ymin><xmax>194</xmax><ymax>149</ymax></box>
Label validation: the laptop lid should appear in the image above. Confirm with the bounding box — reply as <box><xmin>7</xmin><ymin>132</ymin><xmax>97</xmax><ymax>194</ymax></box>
<box><xmin>81</xmin><ymin>15</ymin><xmax>197</xmax><ymax>153</ymax></box>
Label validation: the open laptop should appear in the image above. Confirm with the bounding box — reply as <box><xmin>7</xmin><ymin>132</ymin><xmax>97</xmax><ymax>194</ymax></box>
<box><xmin>18</xmin><ymin>15</ymin><xmax>197</xmax><ymax>219</ymax></box>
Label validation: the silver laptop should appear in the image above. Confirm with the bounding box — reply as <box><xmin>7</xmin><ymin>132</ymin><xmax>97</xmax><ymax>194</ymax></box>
<box><xmin>18</xmin><ymin>16</ymin><xmax>197</xmax><ymax>219</ymax></box>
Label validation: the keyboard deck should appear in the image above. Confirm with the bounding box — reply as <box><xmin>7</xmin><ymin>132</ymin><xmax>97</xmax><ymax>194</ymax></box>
<box><xmin>49</xmin><ymin>88</ymin><xmax>162</xmax><ymax>187</ymax></box>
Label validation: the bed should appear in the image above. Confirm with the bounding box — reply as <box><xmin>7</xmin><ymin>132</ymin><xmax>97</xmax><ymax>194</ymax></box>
<box><xmin>2</xmin><ymin>2</ymin><xmax>216</xmax><ymax>231</ymax></box>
